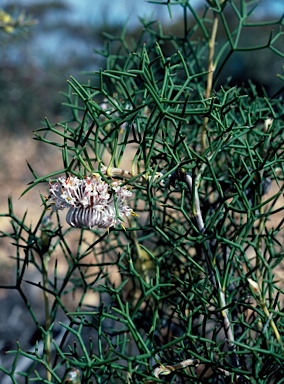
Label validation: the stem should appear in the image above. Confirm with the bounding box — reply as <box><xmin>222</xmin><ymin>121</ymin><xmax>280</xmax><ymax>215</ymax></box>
<box><xmin>42</xmin><ymin>255</ymin><xmax>51</xmax><ymax>382</ymax></box>
<box><xmin>206</xmin><ymin>13</ymin><xmax>218</xmax><ymax>100</ymax></box>
<box><xmin>202</xmin><ymin>11</ymin><xmax>219</xmax><ymax>152</ymax></box>
<box><xmin>248</xmin><ymin>278</ymin><xmax>283</xmax><ymax>350</ymax></box>
<box><xmin>152</xmin><ymin>358</ymin><xmax>200</xmax><ymax>379</ymax></box>
<box><xmin>251</xmin><ymin>165</ymin><xmax>283</xmax><ymax>349</ymax></box>
<box><xmin>261</xmin><ymin>300</ymin><xmax>282</xmax><ymax>347</ymax></box>
<box><xmin>184</xmin><ymin>173</ymin><xmax>205</xmax><ymax>233</ymax></box>
<box><xmin>256</xmin><ymin>172</ymin><xmax>266</xmax><ymax>281</ymax></box>
<box><xmin>182</xmin><ymin>169</ymin><xmax>240</xmax><ymax>369</ymax></box>
<box><xmin>99</xmin><ymin>165</ymin><xmax>163</xmax><ymax>184</ymax></box>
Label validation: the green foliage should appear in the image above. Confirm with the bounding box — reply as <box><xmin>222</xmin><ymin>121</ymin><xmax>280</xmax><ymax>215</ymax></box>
<box><xmin>1</xmin><ymin>0</ymin><xmax>284</xmax><ymax>383</ymax></box>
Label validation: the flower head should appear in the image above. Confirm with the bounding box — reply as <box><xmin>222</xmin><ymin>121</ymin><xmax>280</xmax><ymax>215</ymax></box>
<box><xmin>0</xmin><ymin>9</ymin><xmax>15</xmax><ymax>33</ymax></box>
<box><xmin>48</xmin><ymin>175</ymin><xmax>134</xmax><ymax>229</ymax></box>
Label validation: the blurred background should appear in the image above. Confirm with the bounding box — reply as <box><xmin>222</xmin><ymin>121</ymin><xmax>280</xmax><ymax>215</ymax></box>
<box><xmin>0</xmin><ymin>0</ymin><xmax>283</xmax><ymax>134</ymax></box>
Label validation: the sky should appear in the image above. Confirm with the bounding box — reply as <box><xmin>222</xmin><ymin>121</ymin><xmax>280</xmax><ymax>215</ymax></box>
<box><xmin>5</xmin><ymin>0</ymin><xmax>282</xmax><ymax>22</ymax></box>
<box><xmin>66</xmin><ymin>0</ymin><xmax>186</xmax><ymax>27</ymax></box>
<box><xmin>2</xmin><ymin>0</ymin><xmax>283</xmax><ymax>67</ymax></box>
<box><xmin>3</xmin><ymin>1</ymin><xmax>284</xmax><ymax>32</ymax></box>
<box><xmin>52</xmin><ymin>0</ymin><xmax>284</xmax><ymax>28</ymax></box>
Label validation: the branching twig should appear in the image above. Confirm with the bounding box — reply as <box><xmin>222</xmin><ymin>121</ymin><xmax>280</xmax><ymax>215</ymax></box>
<box><xmin>40</xmin><ymin>219</ymin><xmax>52</xmax><ymax>382</ymax></box>
<box><xmin>176</xmin><ymin>166</ymin><xmax>241</xmax><ymax>369</ymax></box>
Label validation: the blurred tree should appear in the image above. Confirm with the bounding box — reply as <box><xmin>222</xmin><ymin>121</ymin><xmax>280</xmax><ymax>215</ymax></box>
<box><xmin>0</xmin><ymin>0</ymin><xmax>282</xmax><ymax>134</ymax></box>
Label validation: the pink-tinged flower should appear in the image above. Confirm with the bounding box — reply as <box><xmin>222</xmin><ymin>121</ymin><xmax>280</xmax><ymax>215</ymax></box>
<box><xmin>48</xmin><ymin>175</ymin><xmax>134</xmax><ymax>229</ymax></box>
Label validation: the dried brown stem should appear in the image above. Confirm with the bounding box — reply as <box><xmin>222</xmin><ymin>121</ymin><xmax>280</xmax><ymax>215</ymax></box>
<box><xmin>99</xmin><ymin>165</ymin><xmax>163</xmax><ymax>183</ymax></box>
<box><xmin>202</xmin><ymin>11</ymin><xmax>219</xmax><ymax>152</ymax></box>
<box><xmin>145</xmin><ymin>358</ymin><xmax>200</xmax><ymax>383</ymax></box>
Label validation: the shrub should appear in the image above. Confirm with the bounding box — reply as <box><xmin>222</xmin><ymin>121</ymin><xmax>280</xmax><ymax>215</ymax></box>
<box><xmin>1</xmin><ymin>1</ymin><xmax>284</xmax><ymax>382</ymax></box>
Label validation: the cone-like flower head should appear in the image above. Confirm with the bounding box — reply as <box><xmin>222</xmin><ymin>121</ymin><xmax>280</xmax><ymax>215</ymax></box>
<box><xmin>49</xmin><ymin>175</ymin><xmax>133</xmax><ymax>229</ymax></box>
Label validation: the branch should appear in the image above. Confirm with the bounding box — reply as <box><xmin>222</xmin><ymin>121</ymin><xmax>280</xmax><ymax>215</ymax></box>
<box><xmin>176</xmin><ymin>166</ymin><xmax>241</xmax><ymax>369</ymax></box>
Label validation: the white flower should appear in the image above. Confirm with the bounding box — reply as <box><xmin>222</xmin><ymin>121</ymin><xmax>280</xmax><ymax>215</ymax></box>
<box><xmin>48</xmin><ymin>175</ymin><xmax>134</xmax><ymax>229</ymax></box>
